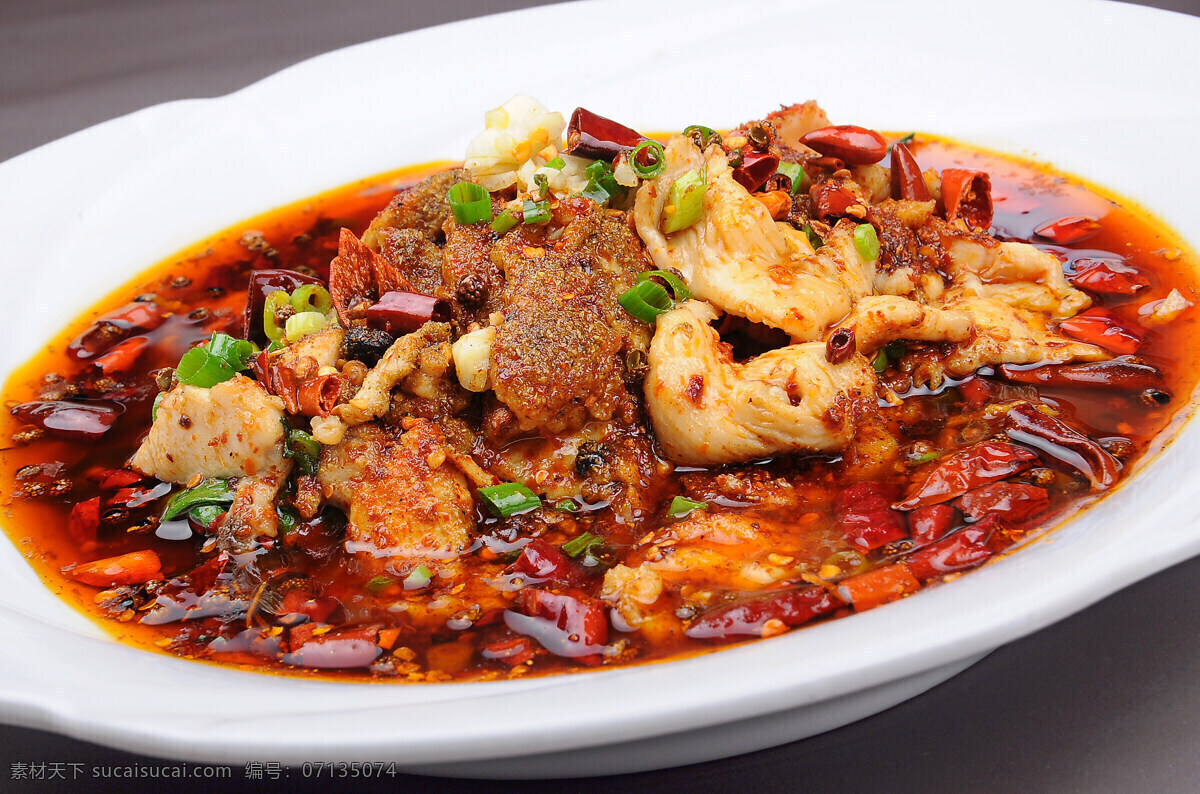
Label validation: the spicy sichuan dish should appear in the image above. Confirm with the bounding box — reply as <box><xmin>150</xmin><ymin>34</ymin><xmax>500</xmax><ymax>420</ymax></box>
<box><xmin>2</xmin><ymin>97</ymin><xmax>1197</xmax><ymax>681</ymax></box>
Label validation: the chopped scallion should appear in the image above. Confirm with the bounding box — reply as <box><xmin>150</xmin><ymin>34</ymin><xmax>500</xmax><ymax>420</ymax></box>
<box><xmin>404</xmin><ymin>564</ymin><xmax>433</xmax><ymax>590</ymax></box>
<box><xmin>365</xmin><ymin>575</ymin><xmax>397</xmax><ymax>594</ymax></box>
<box><xmin>554</xmin><ymin>498</ymin><xmax>580</xmax><ymax>513</ymax></box>
<box><xmin>290</xmin><ymin>284</ymin><xmax>332</xmax><ymax>315</ymax></box>
<box><xmin>284</xmin><ymin>426</ymin><xmax>320</xmax><ymax>477</ymax></box>
<box><xmin>854</xmin><ymin>223</ymin><xmax>880</xmax><ymax>261</ymax></box>
<box><xmin>803</xmin><ymin>224</ymin><xmax>824</xmax><ymax>250</ymax></box>
<box><xmin>478</xmin><ymin>482</ymin><xmax>542</xmax><ymax>517</ymax></box>
<box><xmin>175</xmin><ymin>332</ymin><xmax>257</xmax><ymax>389</ymax></box>
<box><xmin>522</xmin><ymin>198</ymin><xmax>551</xmax><ymax>225</ymax></box>
<box><xmin>151</xmin><ymin>391</ymin><xmax>164</xmax><ymax>422</ymax></box>
<box><xmin>275</xmin><ymin>506</ymin><xmax>298</xmax><ymax>535</ymax></box>
<box><xmin>562</xmin><ymin>531</ymin><xmax>602</xmax><ymax>558</ymax></box>
<box><xmin>912</xmin><ymin>451</ymin><xmax>940</xmax><ymax>464</ymax></box>
<box><xmin>533</xmin><ymin>172</ymin><xmax>550</xmax><ymax>198</ymax></box>
<box><xmin>284</xmin><ymin>310</ymin><xmax>327</xmax><ymax>343</ymax></box>
<box><xmin>667</xmin><ymin>495</ymin><xmax>707</xmax><ymax>519</ymax></box>
<box><xmin>638</xmin><ymin>269</ymin><xmax>692</xmax><ymax>302</ymax></box>
<box><xmin>189</xmin><ymin>503</ymin><xmax>227</xmax><ymax>530</ymax></box>
<box><xmin>544</xmin><ymin>156</ymin><xmax>565</xmax><ymax>170</ymax></box>
<box><xmin>491</xmin><ymin>209</ymin><xmax>518</xmax><ymax>235</ymax></box>
<box><xmin>662</xmin><ymin>168</ymin><xmax>706</xmax><ymax>234</ymax></box>
<box><xmin>872</xmin><ymin>350</ymin><xmax>890</xmax><ymax>373</ymax></box>
<box><xmin>618</xmin><ymin>279</ymin><xmax>675</xmax><ymax>323</ymax></box>
<box><xmin>447</xmin><ymin>181</ymin><xmax>492</xmax><ymax>225</ymax></box>
<box><xmin>161</xmin><ymin>478</ymin><xmax>236</xmax><ymax>521</ymax></box>
<box><xmin>775</xmin><ymin>162</ymin><xmax>805</xmax><ymax>194</ymax></box>
<box><xmin>630</xmin><ymin>140</ymin><xmax>666</xmax><ymax>179</ymax></box>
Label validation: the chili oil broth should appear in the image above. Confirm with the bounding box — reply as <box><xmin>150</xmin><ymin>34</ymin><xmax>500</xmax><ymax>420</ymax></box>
<box><xmin>0</xmin><ymin>142</ymin><xmax>1197</xmax><ymax>682</ymax></box>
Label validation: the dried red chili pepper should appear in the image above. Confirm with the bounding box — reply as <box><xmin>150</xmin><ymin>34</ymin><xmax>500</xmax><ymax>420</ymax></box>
<box><xmin>904</xmin><ymin>515</ymin><xmax>1000</xmax><ymax>581</ymax></box>
<box><xmin>825</xmin><ymin>327</ymin><xmax>856</xmax><ymax>365</ymax></box>
<box><xmin>243</xmin><ymin>268</ymin><xmax>323</xmax><ymax>345</ymax></box>
<box><xmin>997</xmin><ymin>358</ymin><xmax>1162</xmax><ymax>390</ymax></box>
<box><xmin>890</xmin><ymin>142</ymin><xmax>931</xmax><ymax>201</ymax></box>
<box><xmin>481</xmin><ymin>636</ymin><xmax>536</xmax><ymax>666</ymax></box>
<box><xmin>565</xmin><ymin>107</ymin><xmax>646</xmax><ymax>161</ymax></box>
<box><xmin>836</xmin><ymin>481</ymin><xmax>909</xmax><ymax>550</ymax></box>
<box><xmin>509</xmin><ymin>538</ymin><xmax>586</xmax><ymax>587</ymax></box>
<box><xmin>329</xmin><ymin>229</ymin><xmax>415</xmax><ymax>327</ymax></box>
<box><xmin>908</xmin><ymin>504</ymin><xmax>959</xmax><ymax>545</ymax></box>
<box><xmin>836</xmin><ymin>564</ymin><xmax>921</xmax><ymax>611</ymax></box>
<box><xmin>64</xmin><ymin>550</ymin><xmax>163</xmax><ymax>587</ymax></box>
<box><xmin>67</xmin><ymin>301</ymin><xmax>164</xmax><ymax>361</ymax></box>
<box><xmin>941</xmin><ymin>169</ymin><xmax>993</xmax><ymax>230</ymax></box>
<box><xmin>1058</xmin><ymin>308</ymin><xmax>1144</xmax><ymax>355</ymax></box>
<box><xmin>956</xmin><ymin>482</ymin><xmax>1050</xmax><ymax>523</ymax></box>
<box><xmin>282</xmin><ymin>625</ymin><xmax>381</xmax><ymax>669</ymax></box>
<box><xmin>731</xmin><ymin>149</ymin><xmax>781</xmax><ymax>192</ymax></box>
<box><xmin>1034</xmin><ymin>215</ymin><xmax>1102</xmax><ymax>244</ymax></box>
<box><xmin>1069</xmin><ymin>258</ymin><xmax>1148</xmax><ymax>295</ymax></box>
<box><xmin>365</xmin><ymin>290</ymin><xmax>451</xmax><ymax>336</ymax></box>
<box><xmin>507</xmin><ymin>588</ymin><xmax>608</xmax><ymax>664</ymax></box>
<box><xmin>97</xmin><ymin>469</ymin><xmax>145</xmax><ymax>490</ymax></box>
<box><xmin>92</xmin><ymin>336</ymin><xmax>150</xmax><ymax>376</ymax></box>
<box><xmin>895</xmin><ymin>440</ymin><xmax>1038</xmax><ymax>510</ymax></box>
<box><xmin>799</xmin><ymin>125</ymin><xmax>887</xmax><ymax>165</ymax></box>
<box><xmin>67</xmin><ymin>496</ymin><xmax>102</xmax><ymax>546</ymax></box>
<box><xmin>810</xmin><ymin>182</ymin><xmax>861</xmax><ymax>221</ymax></box>
<box><xmin>957</xmin><ymin>376</ymin><xmax>994</xmax><ymax>409</ymax></box>
<box><xmin>1004</xmin><ymin>402</ymin><xmax>1119</xmax><ymax>490</ymax></box>
<box><xmin>685</xmin><ymin>585</ymin><xmax>842</xmax><ymax>641</ymax></box>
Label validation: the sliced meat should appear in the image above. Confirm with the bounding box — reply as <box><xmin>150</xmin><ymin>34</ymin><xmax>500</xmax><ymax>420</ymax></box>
<box><xmin>318</xmin><ymin>421</ymin><xmax>474</xmax><ymax>575</ymax></box>
<box><xmin>130</xmin><ymin>376</ymin><xmax>287</xmax><ymax>483</ymax></box>
<box><xmin>361</xmin><ymin>167</ymin><xmax>468</xmax><ymax>247</ymax></box>
<box><xmin>376</xmin><ymin>227</ymin><xmax>447</xmax><ymax>297</ymax></box>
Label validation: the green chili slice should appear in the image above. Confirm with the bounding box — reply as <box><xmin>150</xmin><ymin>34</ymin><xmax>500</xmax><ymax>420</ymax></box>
<box><xmin>478</xmin><ymin>482</ymin><xmax>542</xmax><ymax>517</ymax></box>
<box><xmin>161</xmin><ymin>478</ymin><xmax>236</xmax><ymax>521</ymax></box>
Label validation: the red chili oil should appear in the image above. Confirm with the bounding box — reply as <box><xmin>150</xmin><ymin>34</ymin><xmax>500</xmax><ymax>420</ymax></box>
<box><xmin>0</xmin><ymin>140</ymin><xmax>1196</xmax><ymax>683</ymax></box>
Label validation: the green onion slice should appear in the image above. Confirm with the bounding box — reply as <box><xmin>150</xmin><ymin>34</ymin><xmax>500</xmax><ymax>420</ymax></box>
<box><xmin>775</xmin><ymin>162</ymin><xmax>804</xmax><ymax>194</ymax></box>
<box><xmin>638</xmin><ymin>270</ymin><xmax>691</xmax><ymax>302</ymax></box>
<box><xmin>853</xmin><ymin>223</ymin><xmax>880</xmax><ymax>261</ymax></box>
<box><xmin>284</xmin><ymin>426</ymin><xmax>321</xmax><ymax>477</ymax></box>
<box><xmin>176</xmin><ymin>347</ymin><xmax>235</xmax><ymax>389</ymax></box>
<box><xmin>544</xmin><ymin>156</ymin><xmax>565</xmax><ymax>170</ymax></box>
<box><xmin>404</xmin><ymin>564</ymin><xmax>433</xmax><ymax>590</ymax></box>
<box><xmin>667</xmin><ymin>495</ymin><xmax>708</xmax><ymax>519</ymax></box>
<box><xmin>630</xmin><ymin>140</ymin><xmax>666</xmax><ymax>179</ymax></box>
<box><xmin>912</xmin><ymin>451</ymin><xmax>940</xmax><ymax>464</ymax></box>
<box><xmin>803</xmin><ymin>224</ymin><xmax>824</xmax><ymax>250</ymax></box>
<box><xmin>285</xmin><ymin>310</ymin><xmax>327</xmax><ymax>343</ymax></box>
<box><xmin>562</xmin><ymin>531</ymin><xmax>603</xmax><ymax>558</ymax></box>
<box><xmin>365</xmin><ymin>575</ymin><xmax>396</xmax><ymax>594</ymax></box>
<box><xmin>662</xmin><ymin>168</ymin><xmax>707</xmax><ymax>234</ymax></box>
<box><xmin>533</xmin><ymin>172</ymin><xmax>550</xmax><ymax>198</ymax></box>
<box><xmin>553</xmin><ymin>498</ymin><xmax>580</xmax><ymax>513</ymax></box>
<box><xmin>447</xmin><ymin>181</ymin><xmax>493</xmax><ymax>225</ymax></box>
<box><xmin>491</xmin><ymin>209</ymin><xmax>518</xmax><ymax>235</ymax></box>
<box><xmin>275</xmin><ymin>506</ymin><xmax>298</xmax><ymax>535</ymax></box>
<box><xmin>189</xmin><ymin>503</ymin><xmax>227</xmax><ymax>530</ymax></box>
<box><xmin>161</xmin><ymin>478</ymin><xmax>236</xmax><ymax>521</ymax></box>
<box><xmin>263</xmin><ymin>290</ymin><xmax>292</xmax><ymax>342</ymax></box>
<box><xmin>618</xmin><ymin>280</ymin><xmax>675</xmax><ymax>323</ymax></box>
<box><xmin>290</xmin><ymin>284</ymin><xmax>332</xmax><ymax>315</ymax></box>
<box><xmin>871</xmin><ymin>350</ymin><xmax>890</xmax><ymax>373</ymax></box>
<box><xmin>151</xmin><ymin>391</ymin><xmax>165</xmax><ymax>423</ymax></box>
<box><xmin>580</xmin><ymin>160</ymin><xmax>624</xmax><ymax>207</ymax></box>
<box><xmin>522</xmin><ymin>198</ymin><xmax>551</xmax><ymax>225</ymax></box>
<box><xmin>478</xmin><ymin>482</ymin><xmax>542</xmax><ymax>517</ymax></box>
<box><xmin>883</xmin><ymin>341</ymin><xmax>907</xmax><ymax>360</ymax></box>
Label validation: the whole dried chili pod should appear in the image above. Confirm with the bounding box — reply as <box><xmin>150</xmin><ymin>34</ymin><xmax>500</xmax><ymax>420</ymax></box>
<box><xmin>941</xmin><ymin>168</ymin><xmax>993</xmax><ymax>230</ymax></box>
<box><xmin>810</xmin><ymin>182</ymin><xmax>861</xmax><ymax>222</ymax></box>
<box><xmin>68</xmin><ymin>301</ymin><xmax>164</xmax><ymax>361</ymax></box>
<box><xmin>12</xmin><ymin>400</ymin><xmax>121</xmax><ymax>441</ymax></box>
<box><xmin>565</xmin><ymin>108</ymin><xmax>646</xmax><ymax>161</ymax></box>
<box><xmin>799</xmin><ymin>125</ymin><xmax>888</xmax><ymax>165</ymax></box>
<box><xmin>731</xmin><ymin>149</ymin><xmax>780</xmax><ymax>192</ymax></box>
<box><xmin>685</xmin><ymin>585</ymin><xmax>842</xmax><ymax>640</ymax></box>
<box><xmin>895</xmin><ymin>440</ymin><xmax>1038</xmax><ymax>510</ymax></box>
<box><xmin>1004</xmin><ymin>402</ymin><xmax>1119</xmax><ymax>490</ymax></box>
<box><xmin>825</xmin><ymin>327</ymin><xmax>857</xmax><ymax>364</ymax></box>
<box><xmin>890</xmin><ymin>143</ymin><xmax>931</xmax><ymax>201</ymax></box>
<box><xmin>997</xmin><ymin>358</ymin><xmax>1162</xmax><ymax>390</ymax></box>
<box><xmin>365</xmin><ymin>291</ymin><xmax>452</xmax><ymax>336</ymax></box>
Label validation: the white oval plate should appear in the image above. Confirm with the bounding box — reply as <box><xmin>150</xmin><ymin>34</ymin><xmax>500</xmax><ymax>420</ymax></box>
<box><xmin>1</xmin><ymin>0</ymin><xmax>1198</xmax><ymax>778</ymax></box>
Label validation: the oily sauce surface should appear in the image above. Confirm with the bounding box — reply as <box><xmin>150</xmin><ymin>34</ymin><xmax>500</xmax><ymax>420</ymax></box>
<box><xmin>1</xmin><ymin>141</ymin><xmax>1197</xmax><ymax>683</ymax></box>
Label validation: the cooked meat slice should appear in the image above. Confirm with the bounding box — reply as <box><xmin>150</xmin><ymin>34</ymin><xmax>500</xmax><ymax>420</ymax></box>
<box><xmin>361</xmin><ymin>168</ymin><xmax>467</xmax><ymax>247</ymax></box>
<box><xmin>276</xmin><ymin>327</ymin><xmax>345</xmax><ymax>371</ymax></box>
<box><xmin>376</xmin><ymin>227</ymin><xmax>446</xmax><ymax>297</ymax></box>
<box><xmin>645</xmin><ymin>301</ymin><xmax>878</xmax><ymax>465</ymax></box>
<box><xmin>130</xmin><ymin>376</ymin><xmax>287</xmax><ymax>483</ymax></box>
<box><xmin>318</xmin><ymin>421</ymin><xmax>474</xmax><ymax>575</ymax></box>
<box><xmin>942</xmin><ymin>231</ymin><xmax>1090</xmax><ymax>318</ymax></box>
<box><xmin>765</xmin><ymin>101</ymin><xmax>832</xmax><ymax>150</ymax></box>
<box><xmin>489</xmin><ymin>200</ymin><xmax>649</xmax><ymax>433</ymax></box>
<box><xmin>836</xmin><ymin>295</ymin><xmax>974</xmax><ymax>355</ymax></box>
<box><xmin>633</xmin><ymin>137</ymin><xmax>862</xmax><ymax>341</ymax></box>
<box><xmin>222</xmin><ymin>463</ymin><xmax>291</xmax><ymax>549</ymax></box>
<box><xmin>441</xmin><ymin>220</ymin><xmax>504</xmax><ymax>324</ymax></box>
<box><xmin>906</xmin><ymin>296</ymin><xmax>1109</xmax><ymax>387</ymax></box>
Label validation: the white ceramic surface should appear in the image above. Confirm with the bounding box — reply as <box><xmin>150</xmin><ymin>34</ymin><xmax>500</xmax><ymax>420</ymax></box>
<box><xmin>1</xmin><ymin>0</ymin><xmax>1198</xmax><ymax>777</ymax></box>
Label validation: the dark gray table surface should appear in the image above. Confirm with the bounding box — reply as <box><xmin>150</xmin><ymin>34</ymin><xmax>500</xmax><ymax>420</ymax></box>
<box><xmin>3</xmin><ymin>1</ymin><xmax>1200</xmax><ymax>791</ymax></box>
